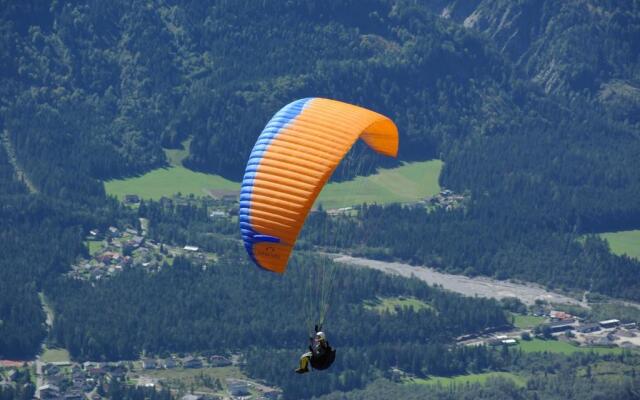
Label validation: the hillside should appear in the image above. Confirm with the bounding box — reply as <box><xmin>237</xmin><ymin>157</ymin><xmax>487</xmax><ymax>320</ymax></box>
<box><xmin>1</xmin><ymin>1</ymin><xmax>640</xmax><ymax>398</ymax></box>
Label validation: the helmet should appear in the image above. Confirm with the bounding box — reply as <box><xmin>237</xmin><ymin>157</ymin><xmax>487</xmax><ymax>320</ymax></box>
<box><xmin>315</xmin><ymin>331</ymin><xmax>326</xmax><ymax>341</ymax></box>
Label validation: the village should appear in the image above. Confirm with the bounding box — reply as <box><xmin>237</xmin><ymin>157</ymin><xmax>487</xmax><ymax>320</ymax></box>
<box><xmin>0</xmin><ymin>200</ymin><xmax>290</xmax><ymax>400</ymax></box>
<box><xmin>69</xmin><ymin>213</ymin><xmax>223</xmax><ymax>282</ymax></box>
<box><xmin>426</xmin><ymin>189</ymin><xmax>466</xmax><ymax>211</ymax></box>
<box><xmin>0</xmin><ymin>354</ymin><xmax>282</xmax><ymax>400</ymax></box>
<box><xmin>3</xmin><ymin>194</ymin><xmax>637</xmax><ymax>400</ymax></box>
<box><xmin>459</xmin><ymin>309</ymin><xmax>640</xmax><ymax>350</ymax></box>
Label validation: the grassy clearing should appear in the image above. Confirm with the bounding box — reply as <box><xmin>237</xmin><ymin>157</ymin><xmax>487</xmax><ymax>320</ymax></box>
<box><xmin>38</xmin><ymin>292</ymin><xmax>54</xmax><ymax>327</ymax></box>
<box><xmin>40</xmin><ymin>348</ymin><xmax>71</xmax><ymax>363</ymax></box>
<box><xmin>590</xmin><ymin>302</ymin><xmax>640</xmax><ymax>323</ymax></box>
<box><xmin>406</xmin><ymin>371</ymin><xmax>525</xmax><ymax>387</ymax></box>
<box><xmin>139</xmin><ymin>366</ymin><xmax>257</xmax><ymax>396</ymax></box>
<box><xmin>105</xmin><ymin>156</ymin><xmax>443</xmax><ymax>207</ymax></box>
<box><xmin>512</xmin><ymin>314</ymin><xmax>545</xmax><ymax>329</ymax></box>
<box><xmin>86</xmin><ymin>240</ymin><xmax>104</xmax><ymax>256</ymax></box>
<box><xmin>577</xmin><ymin>361</ymin><xmax>637</xmax><ymax>383</ymax></box>
<box><xmin>364</xmin><ymin>296</ymin><xmax>434</xmax><ymax>314</ymax></box>
<box><xmin>105</xmin><ymin>138</ymin><xmax>238</xmax><ymax>201</ymax></box>
<box><xmin>316</xmin><ymin>160</ymin><xmax>442</xmax><ymax>209</ymax></box>
<box><xmin>105</xmin><ymin>166</ymin><xmax>238</xmax><ymax>201</ymax></box>
<box><xmin>164</xmin><ymin>139</ymin><xmax>191</xmax><ymax>167</ymax></box>
<box><xmin>516</xmin><ymin>339</ymin><xmax>623</xmax><ymax>355</ymax></box>
<box><xmin>599</xmin><ymin>230</ymin><xmax>640</xmax><ymax>260</ymax></box>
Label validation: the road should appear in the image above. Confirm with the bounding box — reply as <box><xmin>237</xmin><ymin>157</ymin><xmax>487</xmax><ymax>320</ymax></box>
<box><xmin>333</xmin><ymin>255</ymin><xmax>586</xmax><ymax>307</ymax></box>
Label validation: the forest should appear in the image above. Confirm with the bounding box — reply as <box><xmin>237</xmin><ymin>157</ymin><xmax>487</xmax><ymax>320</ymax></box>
<box><xmin>1</xmin><ymin>0</ymin><xmax>640</xmax><ymax>398</ymax></box>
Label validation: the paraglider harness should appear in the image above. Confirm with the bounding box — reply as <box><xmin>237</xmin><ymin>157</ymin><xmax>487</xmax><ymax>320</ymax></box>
<box><xmin>309</xmin><ymin>325</ymin><xmax>336</xmax><ymax>370</ymax></box>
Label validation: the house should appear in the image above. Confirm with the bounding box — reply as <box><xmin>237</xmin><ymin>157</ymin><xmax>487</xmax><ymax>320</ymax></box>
<box><xmin>87</xmin><ymin>367</ymin><xmax>106</xmax><ymax>378</ymax></box>
<box><xmin>209</xmin><ymin>355</ymin><xmax>232</xmax><ymax>367</ymax></box>
<box><xmin>549</xmin><ymin>319</ymin><xmax>576</xmax><ymax>333</ymax></box>
<box><xmin>108</xmin><ymin>226</ymin><xmax>121</xmax><ymax>237</ymax></box>
<box><xmin>161</xmin><ymin>358</ymin><xmax>176</xmax><ymax>369</ymax></box>
<box><xmin>106</xmin><ymin>366</ymin><xmax>127</xmax><ymax>382</ymax></box>
<box><xmin>126</xmin><ymin>236</ymin><xmax>144</xmax><ymax>249</ymax></box>
<box><xmin>262</xmin><ymin>388</ymin><xmax>282</xmax><ymax>399</ymax></box>
<box><xmin>43</xmin><ymin>364</ymin><xmax>61</xmax><ymax>376</ymax></box>
<box><xmin>124</xmin><ymin>195</ymin><xmax>140</xmax><ymax>204</ymax></box>
<box><xmin>226</xmin><ymin>379</ymin><xmax>249</xmax><ymax>396</ymax></box>
<box><xmin>96</xmin><ymin>252</ymin><xmax>120</xmax><ymax>264</ymax></box>
<box><xmin>577</xmin><ymin>323</ymin><xmax>600</xmax><ymax>334</ymax></box>
<box><xmin>83</xmin><ymin>361</ymin><xmax>97</xmax><ymax>370</ymax></box>
<box><xmin>38</xmin><ymin>384</ymin><xmax>61</xmax><ymax>400</ymax></box>
<box><xmin>6</xmin><ymin>369</ymin><xmax>17</xmax><ymax>382</ymax></box>
<box><xmin>550</xmin><ymin>310</ymin><xmax>573</xmax><ymax>320</ymax></box>
<box><xmin>136</xmin><ymin>376</ymin><xmax>157</xmax><ymax>388</ymax></box>
<box><xmin>182</xmin><ymin>357</ymin><xmax>203</xmax><ymax>369</ymax></box>
<box><xmin>209</xmin><ymin>211</ymin><xmax>227</xmax><ymax>218</ymax></box>
<box><xmin>141</xmin><ymin>359</ymin><xmax>157</xmax><ymax>370</ymax></box>
<box><xmin>599</xmin><ymin>319</ymin><xmax>621</xmax><ymax>329</ymax></box>
<box><xmin>181</xmin><ymin>395</ymin><xmax>202</xmax><ymax>400</ymax></box>
<box><xmin>63</xmin><ymin>390</ymin><xmax>84</xmax><ymax>400</ymax></box>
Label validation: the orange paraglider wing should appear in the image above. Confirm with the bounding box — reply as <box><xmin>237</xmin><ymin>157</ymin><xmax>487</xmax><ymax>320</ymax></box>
<box><xmin>239</xmin><ymin>98</ymin><xmax>398</xmax><ymax>273</ymax></box>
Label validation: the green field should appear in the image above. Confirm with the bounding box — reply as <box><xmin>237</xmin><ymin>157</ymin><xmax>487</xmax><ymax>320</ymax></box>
<box><xmin>40</xmin><ymin>347</ymin><xmax>71</xmax><ymax>363</ymax></box>
<box><xmin>105</xmin><ymin>139</ymin><xmax>238</xmax><ymax>201</ymax></box>
<box><xmin>512</xmin><ymin>314</ymin><xmax>545</xmax><ymax>329</ymax></box>
<box><xmin>140</xmin><ymin>366</ymin><xmax>262</xmax><ymax>397</ymax></box>
<box><xmin>516</xmin><ymin>339</ymin><xmax>623</xmax><ymax>355</ymax></box>
<box><xmin>406</xmin><ymin>371</ymin><xmax>525</xmax><ymax>387</ymax></box>
<box><xmin>316</xmin><ymin>160</ymin><xmax>442</xmax><ymax>209</ymax></box>
<box><xmin>164</xmin><ymin>140</ymin><xmax>190</xmax><ymax>166</ymax></box>
<box><xmin>599</xmin><ymin>230</ymin><xmax>640</xmax><ymax>259</ymax></box>
<box><xmin>86</xmin><ymin>240</ymin><xmax>104</xmax><ymax>256</ymax></box>
<box><xmin>105</xmin><ymin>165</ymin><xmax>239</xmax><ymax>201</ymax></box>
<box><xmin>364</xmin><ymin>296</ymin><xmax>434</xmax><ymax>314</ymax></box>
<box><xmin>106</xmin><ymin>149</ymin><xmax>443</xmax><ymax>207</ymax></box>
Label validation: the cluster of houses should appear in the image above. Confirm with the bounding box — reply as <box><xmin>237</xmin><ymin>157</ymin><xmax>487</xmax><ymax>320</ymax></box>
<box><xmin>68</xmin><ymin>225</ymin><xmax>214</xmax><ymax>281</ymax></box>
<box><xmin>135</xmin><ymin>356</ymin><xmax>282</xmax><ymax>399</ymax></box>
<box><xmin>460</xmin><ymin>309</ymin><xmax>639</xmax><ymax>349</ymax></box>
<box><xmin>140</xmin><ymin>355</ymin><xmax>231</xmax><ymax>371</ymax></box>
<box><xmin>543</xmin><ymin>312</ymin><xmax>639</xmax><ymax>348</ymax></box>
<box><xmin>36</xmin><ymin>362</ymin><xmax>127</xmax><ymax>400</ymax></box>
<box><xmin>0</xmin><ymin>362</ymin><xmax>28</xmax><ymax>395</ymax></box>
<box><xmin>123</xmin><ymin>193</ymin><xmax>235</xmax><ymax>220</ymax></box>
<box><xmin>15</xmin><ymin>353</ymin><xmax>282</xmax><ymax>400</ymax></box>
<box><xmin>427</xmin><ymin>189</ymin><xmax>466</xmax><ymax>211</ymax></box>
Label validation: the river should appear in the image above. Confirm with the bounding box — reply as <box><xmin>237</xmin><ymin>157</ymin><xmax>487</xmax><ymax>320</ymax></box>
<box><xmin>333</xmin><ymin>255</ymin><xmax>586</xmax><ymax>307</ymax></box>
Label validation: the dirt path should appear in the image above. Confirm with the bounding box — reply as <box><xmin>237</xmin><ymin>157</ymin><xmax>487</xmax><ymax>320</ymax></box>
<box><xmin>1</xmin><ymin>129</ymin><xmax>37</xmax><ymax>193</ymax></box>
<box><xmin>333</xmin><ymin>255</ymin><xmax>586</xmax><ymax>307</ymax></box>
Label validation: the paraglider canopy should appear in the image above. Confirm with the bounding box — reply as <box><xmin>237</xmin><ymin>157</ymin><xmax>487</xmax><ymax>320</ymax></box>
<box><xmin>239</xmin><ymin>98</ymin><xmax>399</xmax><ymax>273</ymax></box>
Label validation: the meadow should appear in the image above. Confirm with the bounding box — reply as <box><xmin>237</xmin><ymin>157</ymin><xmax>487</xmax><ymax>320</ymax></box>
<box><xmin>40</xmin><ymin>347</ymin><xmax>71</xmax><ymax>363</ymax></box>
<box><xmin>598</xmin><ymin>230</ymin><xmax>640</xmax><ymax>260</ymax></box>
<box><xmin>406</xmin><ymin>371</ymin><xmax>525</xmax><ymax>387</ymax></box>
<box><xmin>316</xmin><ymin>160</ymin><xmax>442</xmax><ymax>209</ymax></box>
<box><xmin>512</xmin><ymin>314</ymin><xmax>545</xmax><ymax>329</ymax></box>
<box><xmin>105</xmin><ymin>145</ymin><xmax>443</xmax><ymax>208</ymax></box>
<box><xmin>516</xmin><ymin>338</ymin><xmax>623</xmax><ymax>355</ymax></box>
<box><xmin>363</xmin><ymin>296</ymin><xmax>434</xmax><ymax>315</ymax></box>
